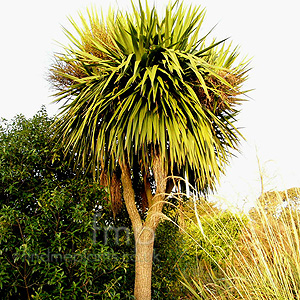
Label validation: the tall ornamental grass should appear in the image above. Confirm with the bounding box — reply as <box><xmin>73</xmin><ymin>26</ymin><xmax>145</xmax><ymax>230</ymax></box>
<box><xmin>180</xmin><ymin>189</ymin><xmax>300</xmax><ymax>300</ymax></box>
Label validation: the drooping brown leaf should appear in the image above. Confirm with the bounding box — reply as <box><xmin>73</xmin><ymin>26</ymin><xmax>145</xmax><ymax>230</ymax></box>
<box><xmin>110</xmin><ymin>171</ymin><xmax>122</xmax><ymax>218</ymax></box>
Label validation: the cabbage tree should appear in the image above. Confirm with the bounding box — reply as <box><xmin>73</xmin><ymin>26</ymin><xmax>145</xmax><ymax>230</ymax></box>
<box><xmin>49</xmin><ymin>1</ymin><xmax>249</xmax><ymax>299</ymax></box>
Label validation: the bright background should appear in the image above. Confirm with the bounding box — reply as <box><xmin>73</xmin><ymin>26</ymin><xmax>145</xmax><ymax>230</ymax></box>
<box><xmin>1</xmin><ymin>0</ymin><xmax>299</xmax><ymax>210</ymax></box>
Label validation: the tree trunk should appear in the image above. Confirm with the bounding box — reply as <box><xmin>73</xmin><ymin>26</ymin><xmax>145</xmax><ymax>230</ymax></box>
<box><xmin>119</xmin><ymin>155</ymin><xmax>166</xmax><ymax>300</ymax></box>
<box><xmin>134</xmin><ymin>226</ymin><xmax>155</xmax><ymax>300</ymax></box>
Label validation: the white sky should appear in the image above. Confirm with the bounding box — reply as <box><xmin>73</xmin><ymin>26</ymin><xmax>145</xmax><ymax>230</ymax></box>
<box><xmin>1</xmin><ymin>0</ymin><xmax>300</xmax><ymax>210</ymax></box>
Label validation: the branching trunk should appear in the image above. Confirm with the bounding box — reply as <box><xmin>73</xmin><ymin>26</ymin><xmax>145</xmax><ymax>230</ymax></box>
<box><xmin>119</xmin><ymin>155</ymin><xmax>167</xmax><ymax>300</ymax></box>
<box><xmin>119</xmin><ymin>158</ymin><xmax>142</xmax><ymax>237</ymax></box>
<box><xmin>144</xmin><ymin>155</ymin><xmax>167</xmax><ymax>230</ymax></box>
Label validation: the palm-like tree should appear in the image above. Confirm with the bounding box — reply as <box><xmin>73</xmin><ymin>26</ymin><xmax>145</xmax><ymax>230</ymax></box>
<box><xmin>49</xmin><ymin>1</ymin><xmax>249</xmax><ymax>299</ymax></box>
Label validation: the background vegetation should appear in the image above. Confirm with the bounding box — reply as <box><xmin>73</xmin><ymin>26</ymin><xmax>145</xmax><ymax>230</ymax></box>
<box><xmin>0</xmin><ymin>109</ymin><xmax>135</xmax><ymax>299</ymax></box>
<box><xmin>1</xmin><ymin>109</ymin><xmax>300</xmax><ymax>299</ymax></box>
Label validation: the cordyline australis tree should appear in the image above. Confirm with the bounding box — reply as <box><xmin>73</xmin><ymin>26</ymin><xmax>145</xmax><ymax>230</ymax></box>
<box><xmin>48</xmin><ymin>1</ymin><xmax>249</xmax><ymax>299</ymax></box>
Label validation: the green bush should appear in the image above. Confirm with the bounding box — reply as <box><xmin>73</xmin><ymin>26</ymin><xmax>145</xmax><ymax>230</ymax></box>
<box><xmin>184</xmin><ymin>210</ymin><xmax>246</xmax><ymax>268</ymax></box>
<box><xmin>153</xmin><ymin>217</ymin><xmax>185</xmax><ymax>299</ymax></box>
<box><xmin>0</xmin><ymin>109</ymin><xmax>135</xmax><ymax>299</ymax></box>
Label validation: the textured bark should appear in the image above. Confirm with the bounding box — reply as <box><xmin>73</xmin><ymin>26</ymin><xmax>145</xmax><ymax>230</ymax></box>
<box><xmin>144</xmin><ymin>155</ymin><xmax>167</xmax><ymax>231</ymax></box>
<box><xmin>119</xmin><ymin>159</ymin><xmax>142</xmax><ymax>236</ymax></box>
<box><xmin>119</xmin><ymin>155</ymin><xmax>167</xmax><ymax>300</ymax></box>
<box><xmin>134</xmin><ymin>226</ymin><xmax>155</xmax><ymax>300</ymax></box>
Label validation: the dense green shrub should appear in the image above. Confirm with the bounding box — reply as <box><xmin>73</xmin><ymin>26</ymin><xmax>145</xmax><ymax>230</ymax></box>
<box><xmin>0</xmin><ymin>109</ymin><xmax>135</xmax><ymax>299</ymax></box>
<box><xmin>0</xmin><ymin>183</ymin><xmax>135</xmax><ymax>299</ymax></box>
<box><xmin>152</xmin><ymin>216</ymin><xmax>184</xmax><ymax>299</ymax></box>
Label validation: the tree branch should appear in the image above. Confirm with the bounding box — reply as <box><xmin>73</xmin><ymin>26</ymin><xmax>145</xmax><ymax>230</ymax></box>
<box><xmin>145</xmin><ymin>155</ymin><xmax>167</xmax><ymax>230</ymax></box>
<box><xmin>119</xmin><ymin>158</ymin><xmax>142</xmax><ymax>235</ymax></box>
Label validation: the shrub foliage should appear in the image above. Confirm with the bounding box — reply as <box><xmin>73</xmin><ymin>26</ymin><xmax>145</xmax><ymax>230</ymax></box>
<box><xmin>0</xmin><ymin>109</ymin><xmax>134</xmax><ymax>299</ymax></box>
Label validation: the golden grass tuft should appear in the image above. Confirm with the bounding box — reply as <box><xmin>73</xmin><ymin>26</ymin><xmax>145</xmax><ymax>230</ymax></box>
<box><xmin>180</xmin><ymin>187</ymin><xmax>300</xmax><ymax>299</ymax></box>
